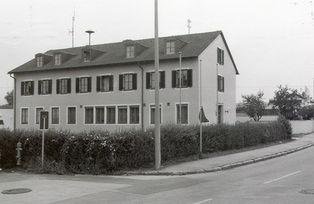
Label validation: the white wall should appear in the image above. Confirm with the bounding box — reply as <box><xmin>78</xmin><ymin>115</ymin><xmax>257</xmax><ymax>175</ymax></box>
<box><xmin>290</xmin><ymin>120</ymin><xmax>314</xmax><ymax>135</ymax></box>
<box><xmin>198</xmin><ymin>34</ymin><xmax>237</xmax><ymax>124</ymax></box>
<box><xmin>0</xmin><ymin>109</ymin><xmax>13</xmax><ymax>130</ymax></box>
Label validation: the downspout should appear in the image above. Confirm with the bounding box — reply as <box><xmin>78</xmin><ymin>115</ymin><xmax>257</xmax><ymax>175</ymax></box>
<box><xmin>137</xmin><ymin>63</ymin><xmax>145</xmax><ymax>131</ymax></box>
<box><xmin>9</xmin><ymin>73</ymin><xmax>16</xmax><ymax>131</ymax></box>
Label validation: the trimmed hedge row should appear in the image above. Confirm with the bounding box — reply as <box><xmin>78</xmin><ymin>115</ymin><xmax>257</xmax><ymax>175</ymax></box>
<box><xmin>0</xmin><ymin>119</ymin><xmax>291</xmax><ymax>174</ymax></box>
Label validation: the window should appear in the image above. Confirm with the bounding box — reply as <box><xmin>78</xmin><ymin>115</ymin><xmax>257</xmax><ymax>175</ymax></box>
<box><xmin>96</xmin><ymin>75</ymin><xmax>113</xmax><ymax>92</ymax></box>
<box><xmin>21</xmin><ymin>81</ymin><xmax>34</xmax><ymax>96</ymax></box>
<box><xmin>106</xmin><ymin>106</ymin><xmax>116</xmax><ymax>124</ymax></box>
<box><xmin>36</xmin><ymin>56</ymin><xmax>43</xmax><ymax>67</ymax></box>
<box><xmin>119</xmin><ymin>73</ymin><xmax>137</xmax><ymax>91</ymax></box>
<box><xmin>95</xmin><ymin>107</ymin><xmax>105</xmax><ymax>124</ymax></box>
<box><xmin>51</xmin><ymin>107</ymin><xmax>59</xmax><ymax>124</ymax></box>
<box><xmin>118</xmin><ymin>106</ymin><xmax>127</xmax><ymax>124</ymax></box>
<box><xmin>146</xmin><ymin>71</ymin><xmax>165</xmax><ymax>89</ymax></box>
<box><xmin>35</xmin><ymin>108</ymin><xmax>43</xmax><ymax>124</ymax></box>
<box><xmin>176</xmin><ymin>104</ymin><xmax>188</xmax><ymax>124</ymax></box>
<box><xmin>172</xmin><ymin>69</ymin><xmax>192</xmax><ymax>88</ymax></box>
<box><xmin>217</xmin><ymin>75</ymin><xmax>225</xmax><ymax>92</ymax></box>
<box><xmin>126</xmin><ymin>46</ymin><xmax>135</xmax><ymax>58</ymax></box>
<box><xmin>166</xmin><ymin>41</ymin><xmax>175</xmax><ymax>54</ymax></box>
<box><xmin>217</xmin><ymin>48</ymin><xmax>224</xmax><ymax>65</ymax></box>
<box><xmin>130</xmin><ymin>105</ymin><xmax>140</xmax><ymax>124</ymax></box>
<box><xmin>21</xmin><ymin>108</ymin><xmax>28</xmax><ymax>124</ymax></box>
<box><xmin>54</xmin><ymin>54</ymin><xmax>61</xmax><ymax>65</ymax></box>
<box><xmin>150</xmin><ymin>105</ymin><xmax>162</xmax><ymax>124</ymax></box>
<box><xmin>83</xmin><ymin>50</ymin><xmax>91</xmax><ymax>62</ymax></box>
<box><xmin>57</xmin><ymin>78</ymin><xmax>71</xmax><ymax>94</ymax></box>
<box><xmin>38</xmin><ymin>79</ymin><xmax>52</xmax><ymax>95</ymax></box>
<box><xmin>76</xmin><ymin>77</ymin><xmax>92</xmax><ymax>93</ymax></box>
<box><xmin>85</xmin><ymin>107</ymin><xmax>94</xmax><ymax>124</ymax></box>
<box><xmin>67</xmin><ymin>107</ymin><xmax>76</xmax><ymax>124</ymax></box>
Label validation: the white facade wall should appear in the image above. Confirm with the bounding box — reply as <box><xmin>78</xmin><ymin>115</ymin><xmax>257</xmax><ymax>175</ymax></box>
<box><xmin>15</xmin><ymin>59</ymin><xmax>202</xmax><ymax>132</ymax></box>
<box><xmin>0</xmin><ymin>109</ymin><xmax>14</xmax><ymax>130</ymax></box>
<box><xmin>198</xmin><ymin>34</ymin><xmax>237</xmax><ymax>124</ymax></box>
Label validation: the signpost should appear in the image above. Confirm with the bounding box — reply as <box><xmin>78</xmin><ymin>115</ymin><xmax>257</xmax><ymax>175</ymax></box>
<box><xmin>39</xmin><ymin>111</ymin><xmax>49</xmax><ymax>169</ymax></box>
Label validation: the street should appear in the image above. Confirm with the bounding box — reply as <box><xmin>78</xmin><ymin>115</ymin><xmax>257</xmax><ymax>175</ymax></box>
<box><xmin>1</xmin><ymin>144</ymin><xmax>314</xmax><ymax>204</ymax></box>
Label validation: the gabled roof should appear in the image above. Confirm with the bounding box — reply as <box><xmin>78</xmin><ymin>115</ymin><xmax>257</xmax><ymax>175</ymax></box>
<box><xmin>8</xmin><ymin>31</ymin><xmax>239</xmax><ymax>74</ymax></box>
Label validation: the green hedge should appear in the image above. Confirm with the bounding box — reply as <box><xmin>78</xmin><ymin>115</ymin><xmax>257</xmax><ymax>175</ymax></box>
<box><xmin>0</xmin><ymin>120</ymin><xmax>291</xmax><ymax>174</ymax></box>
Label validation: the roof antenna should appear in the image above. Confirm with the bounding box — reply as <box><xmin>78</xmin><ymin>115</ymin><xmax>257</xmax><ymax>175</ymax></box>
<box><xmin>69</xmin><ymin>8</ymin><xmax>75</xmax><ymax>47</ymax></box>
<box><xmin>85</xmin><ymin>30</ymin><xmax>95</xmax><ymax>46</ymax></box>
<box><xmin>187</xmin><ymin>19</ymin><xmax>192</xmax><ymax>34</ymax></box>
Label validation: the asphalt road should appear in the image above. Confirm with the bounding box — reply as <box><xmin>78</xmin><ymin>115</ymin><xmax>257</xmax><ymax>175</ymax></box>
<box><xmin>2</xmin><ymin>146</ymin><xmax>314</xmax><ymax>204</ymax></box>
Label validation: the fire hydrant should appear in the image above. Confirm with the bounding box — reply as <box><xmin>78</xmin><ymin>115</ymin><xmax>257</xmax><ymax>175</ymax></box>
<box><xmin>16</xmin><ymin>141</ymin><xmax>22</xmax><ymax>166</ymax></box>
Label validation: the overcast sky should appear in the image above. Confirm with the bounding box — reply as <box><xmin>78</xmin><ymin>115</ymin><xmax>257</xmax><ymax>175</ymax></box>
<box><xmin>0</xmin><ymin>0</ymin><xmax>314</xmax><ymax>105</ymax></box>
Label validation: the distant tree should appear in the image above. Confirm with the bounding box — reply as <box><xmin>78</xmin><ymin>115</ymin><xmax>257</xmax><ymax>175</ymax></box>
<box><xmin>269</xmin><ymin>85</ymin><xmax>305</xmax><ymax>120</ymax></box>
<box><xmin>298</xmin><ymin>105</ymin><xmax>314</xmax><ymax>120</ymax></box>
<box><xmin>241</xmin><ymin>91</ymin><xmax>266</xmax><ymax>121</ymax></box>
<box><xmin>4</xmin><ymin>90</ymin><xmax>13</xmax><ymax>106</ymax></box>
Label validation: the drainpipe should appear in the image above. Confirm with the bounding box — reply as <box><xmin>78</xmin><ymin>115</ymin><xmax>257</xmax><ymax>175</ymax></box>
<box><xmin>137</xmin><ymin>63</ymin><xmax>145</xmax><ymax>131</ymax></box>
<box><xmin>9</xmin><ymin>73</ymin><xmax>16</xmax><ymax>131</ymax></box>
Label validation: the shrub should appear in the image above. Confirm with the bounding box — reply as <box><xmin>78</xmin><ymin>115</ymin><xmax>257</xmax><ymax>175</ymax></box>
<box><xmin>277</xmin><ymin>114</ymin><xmax>292</xmax><ymax>136</ymax></box>
<box><xmin>0</xmin><ymin>121</ymin><xmax>290</xmax><ymax>173</ymax></box>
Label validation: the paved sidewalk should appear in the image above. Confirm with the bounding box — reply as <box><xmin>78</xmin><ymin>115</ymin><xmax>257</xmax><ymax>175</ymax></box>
<box><xmin>130</xmin><ymin>133</ymin><xmax>314</xmax><ymax>175</ymax></box>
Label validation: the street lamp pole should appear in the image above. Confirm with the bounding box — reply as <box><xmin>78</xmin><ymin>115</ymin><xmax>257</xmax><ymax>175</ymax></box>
<box><xmin>179</xmin><ymin>52</ymin><xmax>182</xmax><ymax>125</ymax></box>
<box><xmin>154</xmin><ymin>0</ymin><xmax>161</xmax><ymax>170</ymax></box>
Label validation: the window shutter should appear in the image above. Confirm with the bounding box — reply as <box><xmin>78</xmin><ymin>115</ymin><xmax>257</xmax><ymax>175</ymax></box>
<box><xmin>187</xmin><ymin>69</ymin><xmax>193</xmax><ymax>87</ymax></box>
<box><xmin>172</xmin><ymin>71</ymin><xmax>176</xmax><ymax>88</ymax></box>
<box><xmin>31</xmin><ymin>81</ymin><xmax>34</xmax><ymax>95</ymax></box>
<box><xmin>217</xmin><ymin>76</ymin><xmax>220</xmax><ymax>91</ymax></box>
<box><xmin>21</xmin><ymin>82</ymin><xmax>24</xmax><ymax>96</ymax></box>
<box><xmin>76</xmin><ymin>78</ymin><xmax>80</xmax><ymax>93</ymax></box>
<box><xmin>48</xmin><ymin>80</ymin><xmax>52</xmax><ymax>94</ymax></box>
<box><xmin>109</xmin><ymin>75</ymin><xmax>113</xmax><ymax>91</ymax></box>
<box><xmin>87</xmin><ymin>77</ymin><xmax>92</xmax><ymax>92</ymax></box>
<box><xmin>222</xmin><ymin>76</ymin><xmax>225</xmax><ymax>92</ymax></box>
<box><xmin>146</xmin><ymin>72</ymin><xmax>150</xmax><ymax>89</ymax></box>
<box><xmin>217</xmin><ymin>48</ymin><xmax>219</xmax><ymax>64</ymax></box>
<box><xmin>119</xmin><ymin>75</ymin><xmax>123</xmax><ymax>90</ymax></box>
<box><xmin>38</xmin><ymin>81</ymin><xmax>42</xmax><ymax>95</ymax></box>
<box><xmin>222</xmin><ymin>50</ymin><xmax>224</xmax><ymax>65</ymax></box>
<box><xmin>67</xmin><ymin>79</ymin><xmax>71</xmax><ymax>93</ymax></box>
<box><xmin>160</xmin><ymin>71</ymin><xmax>165</xmax><ymax>88</ymax></box>
<box><xmin>56</xmin><ymin>79</ymin><xmax>60</xmax><ymax>94</ymax></box>
<box><xmin>132</xmin><ymin>74</ymin><xmax>137</xmax><ymax>90</ymax></box>
<box><xmin>96</xmin><ymin>76</ymin><xmax>101</xmax><ymax>92</ymax></box>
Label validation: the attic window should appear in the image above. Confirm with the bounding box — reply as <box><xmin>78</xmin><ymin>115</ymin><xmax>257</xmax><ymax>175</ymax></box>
<box><xmin>83</xmin><ymin>50</ymin><xmax>91</xmax><ymax>62</ymax></box>
<box><xmin>36</xmin><ymin>56</ymin><xmax>43</xmax><ymax>67</ymax></box>
<box><xmin>166</xmin><ymin>41</ymin><xmax>175</xmax><ymax>55</ymax></box>
<box><xmin>126</xmin><ymin>46</ymin><xmax>135</xmax><ymax>58</ymax></box>
<box><xmin>54</xmin><ymin>54</ymin><xmax>61</xmax><ymax>65</ymax></box>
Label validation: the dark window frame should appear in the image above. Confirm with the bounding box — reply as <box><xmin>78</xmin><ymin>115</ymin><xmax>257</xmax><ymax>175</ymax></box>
<box><xmin>106</xmin><ymin>106</ymin><xmax>116</xmax><ymax>124</ymax></box>
<box><xmin>76</xmin><ymin>77</ymin><xmax>92</xmax><ymax>93</ymax></box>
<box><xmin>119</xmin><ymin>73</ymin><xmax>137</xmax><ymax>91</ymax></box>
<box><xmin>67</xmin><ymin>107</ymin><xmax>76</xmax><ymax>124</ymax></box>
<box><xmin>57</xmin><ymin>78</ymin><xmax>71</xmax><ymax>94</ymax></box>
<box><xmin>217</xmin><ymin>75</ymin><xmax>225</xmax><ymax>92</ymax></box>
<box><xmin>146</xmin><ymin>71</ymin><xmax>165</xmax><ymax>89</ymax></box>
<box><xmin>21</xmin><ymin>108</ymin><xmax>28</xmax><ymax>124</ymax></box>
<box><xmin>21</xmin><ymin>81</ymin><xmax>34</xmax><ymax>96</ymax></box>
<box><xmin>38</xmin><ymin>79</ymin><xmax>52</xmax><ymax>95</ymax></box>
<box><xmin>51</xmin><ymin>107</ymin><xmax>60</xmax><ymax>124</ymax></box>
<box><xmin>84</xmin><ymin>106</ymin><xmax>94</xmax><ymax>124</ymax></box>
<box><xmin>172</xmin><ymin>69</ymin><xmax>193</xmax><ymax>88</ymax></box>
<box><xmin>176</xmin><ymin>104</ymin><xmax>189</xmax><ymax>124</ymax></box>
<box><xmin>130</xmin><ymin>105</ymin><xmax>140</xmax><ymax>124</ymax></box>
<box><xmin>217</xmin><ymin>48</ymin><xmax>225</xmax><ymax>65</ymax></box>
<box><xmin>96</xmin><ymin>75</ymin><xmax>114</xmax><ymax>92</ymax></box>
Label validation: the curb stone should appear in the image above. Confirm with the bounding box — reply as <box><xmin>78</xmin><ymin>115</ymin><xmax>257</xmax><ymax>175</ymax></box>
<box><xmin>124</xmin><ymin>143</ymin><xmax>314</xmax><ymax>176</ymax></box>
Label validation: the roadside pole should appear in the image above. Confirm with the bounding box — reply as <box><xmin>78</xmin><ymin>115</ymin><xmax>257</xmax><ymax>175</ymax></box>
<box><xmin>41</xmin><ymin>117</ymin><xmax>45</xmax><ymax>170</ymax></box>
<box><xmin>199</xmin><ymin>60</ymin><xmax>203</xmax><ymax>158</ymax></box>
<box><xmin>179</xmin><ymin>52</ymin><xmax>182</xmax><ymax>125</ymax></box>
<box><xmin>154</xmin><ymin>0</ymin><xmax>161</xmax><ymax>170</ymax></box>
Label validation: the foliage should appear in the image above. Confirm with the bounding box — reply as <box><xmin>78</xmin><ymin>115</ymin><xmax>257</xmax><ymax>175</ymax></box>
<box><xmin>269</xmin><ymin>85</ymin><xmax>305</xmax><ymax>120</ymax></box>
<box><xmin>4</xmin><ymin>90</ymin><xmax>13</xmax><ymax>106</ymax></box>
<box><xmin>277</xmin><ymin>114</ymin><xmax>292</xmax><ymax>136</ymax></box>
<box><xmin>0</xmin><ymin>122</ymin><xmax>289</xmax><ymax>173</ymax></box>
<box><xmin>298</xmin><ymin>105</ymin><xmax>314</xmax><ymax>120</ymax></box>
<box><xmin>241</xmin><ymin>91</ymin><xmax>266</xmax><ymax>121</ymax></box>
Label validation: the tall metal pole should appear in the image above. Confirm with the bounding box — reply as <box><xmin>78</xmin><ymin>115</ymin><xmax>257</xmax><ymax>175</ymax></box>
<box><xmin>199</xmin><ymin>60</ymin><xmax>203</xmax><ymax>158</ymax></box>
<box><xmin>41</xmin><ymin>117</ymin><xmax>45</xmax><ymax>170</ymax></box>
<box><xmin>154</xmin><ymin>0</ymin><xmax>161</xmax><ymax>170</ymax></box>
<box><xmin>179</xmin><ymin>52</ymin><xmax>182</xmax><ymax>125</ymax></box>
<box><xmin>71</xmin><ymin>10</ymin><xmax>75</xmax><ymax>48</ymax></box>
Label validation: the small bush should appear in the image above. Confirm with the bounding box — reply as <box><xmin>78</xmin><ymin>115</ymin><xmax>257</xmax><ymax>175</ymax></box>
<box><xmin>277</xmin><ymin>114</ymin><xmax>292</xmax><ymax>136</ymax></box>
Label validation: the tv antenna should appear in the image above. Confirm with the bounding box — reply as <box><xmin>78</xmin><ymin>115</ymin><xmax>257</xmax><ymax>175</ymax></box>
<box><xmin>69</xmin><ymin>9</ymin><xmax>75</xmax><ymax>47</ymax></box>
<box><xmin>187</xmin><ymin>19</ymin><xmax>192</xmax><ymax>34</ymax></box>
